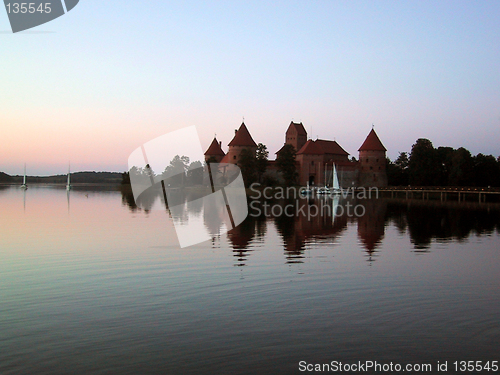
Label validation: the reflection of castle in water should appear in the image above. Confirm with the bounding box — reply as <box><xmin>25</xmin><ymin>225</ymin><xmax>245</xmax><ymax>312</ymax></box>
<box><xmin>273</xmin><ymin>198</ymin><xmax>350</xmax><ymax>263</ymax></box>
<box><xmin>120</xmin><ymin>188</ymin><xmax>500</xmax><ymax>265</ymax></box>
<box><xmin>227</xmin><ymin>217</ymin><xmax>267</xmax><ymax>267</ymax></box>
<box><xmin>357</xmin><ymin>199</ymin><xmax>387</xmax><ymax>261</ymax></box>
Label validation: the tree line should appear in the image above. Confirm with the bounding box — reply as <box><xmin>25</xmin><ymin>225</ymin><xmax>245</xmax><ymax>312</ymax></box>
<box><xmin>123</xmin><ymin>155</ymin><xmax>204</xmax><ymax>187</ymax></box>
<box><xmin>122</xmin><ymin>142</ymin><xmax>301</xmax><ymax>188</ymax></box>
<box><xmin>236</xmin><ymin>143</ymin><xmax>298</xmax><ymax>187</ymax></box>
<box><xmin>387</xmin><ymin>138</ymin><xmax>500</xmax><ymax>187</ymax></box>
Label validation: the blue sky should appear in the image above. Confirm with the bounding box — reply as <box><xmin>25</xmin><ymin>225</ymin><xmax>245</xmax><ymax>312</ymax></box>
<box><xmin>1</xmin><ymin>1</ymin><xmax>499</xmax><ymax>175</ymax></box>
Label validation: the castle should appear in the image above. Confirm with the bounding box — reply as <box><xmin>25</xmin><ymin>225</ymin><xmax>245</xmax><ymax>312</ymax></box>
<box><xmin>204</xmin><ymin>121</ymin><xmax>387</xmax><ymax>188</ymax></box>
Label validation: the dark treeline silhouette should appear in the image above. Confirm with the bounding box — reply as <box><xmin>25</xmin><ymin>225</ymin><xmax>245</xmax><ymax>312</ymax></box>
<box><xmin>123</xmin><ymin>155</ymin><xmax>204</xmax><ymax>187</ymax></box>
<box><xmin>0</xmin><ymin>172</ymin><xmax>13</xmax><ymax>183</ymax></box>
<box><xmin>276</xmin><ymin>144</ymin><xmax>298</xmax><ymax>186</ymax></box>
<box><xmin>237</xmin><ymin>143</ymin><xmax>270</xmax><ymax>187</ymax></box>
<box><xmin>384</xmin><ymin>200</ymin><xmax>500</xmax><ymax>250</ymax></box>
<box><xmin>387</xmin><ymin>138</ymin><xmax>500</xmax><ymax>187</ymax></box>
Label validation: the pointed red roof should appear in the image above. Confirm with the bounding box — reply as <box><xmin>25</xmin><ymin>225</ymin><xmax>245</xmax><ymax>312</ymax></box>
<box><xmin>286</xmin><ymin>121</ymin><xmax>307</xmax><ymax>136</ymax></box>
<box><xmin>228</xmin><ymin>122</ymin><xmax>257</xmax><ymax>147</ymax></box>
<box><xmin>204</xmin><ymin>137</ymin><xmax>225</xmax><ymax>156</ymax></box>
<box><xmin>315</xmin><ymin>139</ymin><xmax>349</xmax><ymax>156</ymax></box>
<box><xmin>358</xmin><ymin>129</ymin><xmax>387</xmax><ymax>152</ymax></box>
<box><xmin>297</xmin><ymin>140</ymin><xmax>324</xmax><ymax>155</ymax></box>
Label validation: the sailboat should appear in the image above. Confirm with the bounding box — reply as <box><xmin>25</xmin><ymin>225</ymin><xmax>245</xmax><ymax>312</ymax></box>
<box><xmin>331</xmin><ymin>163</ymin><xmax>341</xmax><ymax>195</ymax></box>
<box><xmin>317</xmin><ymin>163</ymin><xmax>331</xmax><ymax>195</ymax></box>
<box><xmin>66</xmin><ymin>163</ymin><xmax>72</xmax><ymax>191</ymax></box>
<box><xmin>20</xmin><ymin>164</ymin><xmax>28</xmax><ymax>190</ymax></box>
<box><xmin>301</xmin><ymin>180</ymin><xmax>314</xmax><ymax>196</ymax></box>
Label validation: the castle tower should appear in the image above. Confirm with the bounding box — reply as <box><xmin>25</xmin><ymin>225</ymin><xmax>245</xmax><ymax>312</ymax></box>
<box><xmin>296</xmin><ymin>140</ymin><xmax>325</xmax><ymax>186</ymax></box>
<box><xmin>358</xmin><ymin>128</ymin><xmax>387</xmax><ymax>187</ymax></box>
<box><xmin>285</xmin><ymin>121</ymin><xmax>307</xmax><ymax>151</ymax></box>
<box><xmin>204</xmin><ymin>136</ymin><xmax>225</xmax><ymax>163</ymax></box>
<box><xmin>226</xmin><ymin>122</ymin><xmax>258</xmax><ymax>164</ymax></box>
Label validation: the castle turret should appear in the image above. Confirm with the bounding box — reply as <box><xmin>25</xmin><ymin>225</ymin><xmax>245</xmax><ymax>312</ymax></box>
<box><xmin>226</xmin><ymin>122</ymin><xmax>258</xmax><ymax>164</ymax></box>
<box><xmin>285</xmin><ymin>121</ymin><xmax>307</xmax><ymax>152</ymax></box>
<box><xmin>204</xmin><ymin>137</ymin><xmax>225</xmax><ymax>163</ymax></box>
<box><xmin>358</xmin><ymin>128</ymin><xmax>387</xmax><ymax>187</ymax></box>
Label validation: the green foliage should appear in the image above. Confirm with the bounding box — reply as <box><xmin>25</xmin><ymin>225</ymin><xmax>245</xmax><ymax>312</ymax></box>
<box><xmin>393</xmin><ymin>138</ymin><xmax>500</xmax><ymax>187</ymax></box>
<box><xmin>256</xmin><ymin>143</ymin><xmax>269</xmax><ymax>183</ymax></box>
<box><xmin>448</xmin><ymin>147</ymin><xmax>473</xmax><ymax>186</ymax></box>
<box><xmin>238</xmin><ymin>148</ymin><xmax>257</xmax><ymax>187</ymax></box>
<box><xmin>474</xmin><ymin>154</ymin><xmax>500</xmax><ymax>187</ymax></box>
<box><xmin>409</xmin><ymin>139</ymin><xmax>440</xmax><ymax>186</ymax></box>
<box><xmin>386</xmin><ymin>152</ymin><xmax>410</xmax><ymax>186</ymax></box>
<box><xmin>162</xmin><ymin>155</ymin><xmax>190</xmax><ymax>187</ymax></box>
<box><xmin>276</xmin><ymin>144</ymin><xmax>298</xmax><ymax>186</ymax></box>
<box><xmin>187</xmin><ymin>161</ymin><xmax>204</xmax><ymax>185</ymax></box>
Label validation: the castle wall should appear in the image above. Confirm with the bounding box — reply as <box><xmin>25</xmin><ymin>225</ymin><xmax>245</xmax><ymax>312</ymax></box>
<box><xmin>358</xmin><ymin>150</ymin><xmax>387</xmax><ymax>187</ymax></box>
<box><xmin>296</xmin><ymin>154</ymin><xmax>324</xmax><ymax>186</ymax></box>
<box><xmin>204</xmin><ymin>154</ymin><xmax>224</xmax><ymax>163</ymax></box>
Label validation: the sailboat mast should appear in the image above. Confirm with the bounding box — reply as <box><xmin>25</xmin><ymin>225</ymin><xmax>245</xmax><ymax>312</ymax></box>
<box><xmin>23</xmin><ymin>164</ymin><xmax>26</xmax><ymax>185</ymax></box>
<box><xmin>324</xmin><ymin>163</ymin><xmax>327</xmax><ymax>187</ymax></box>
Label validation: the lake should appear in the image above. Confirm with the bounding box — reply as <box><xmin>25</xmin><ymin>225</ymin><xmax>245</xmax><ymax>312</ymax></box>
<box><xmin>1</xmin><ymin>185</ymin><xmax>499</xmax><ymax>374</ymax></box>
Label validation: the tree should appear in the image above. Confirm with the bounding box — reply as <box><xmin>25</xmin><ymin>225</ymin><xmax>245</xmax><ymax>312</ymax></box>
<box><xmin>395</xmin><ymin>152</ymin><xmax>409</xmax><ymax>170</ymax></box>
<box><xmin>448</xmin><ymin>147</ymin><xmax>473</xmax><ymax>186</ymax></box>
<box><xmin>256</xmin><ymin>143</ymin><xmax>269</xmax><ymax>183</ymax></box>
<box><xmin>386</xmin><ymin>152</ymin><xmax>409</xmax><ymax>186</ymax></box>
<box><xmin>436</xmin><ymin>146</ymin><xmax>454</xmax><ymax>186</ymax></box>
<box><xmin>473</xmin><ymin>154</ymin><xmax>500</xmax><ymax>187</ymax></box>
<box><xmin>162</xmin><ymin>155</ymin><xmax>190</xmax><ymax>187</ymax></box>
<box><xmin>187</xmin><ymin>160</ymin><xmax>204</xmax><ymax>185</ymax></box>
<box><xmin>121</xmin><ymin>171</ymin><xmax>131</xmax><ymax>185</ymax></box>
<box><xmin>238</xmin><ymin>148</ymin><xmax>257</xmax><ymax>187</ymax></box>
<box><xmin>276</xmin><ymin>144</ymin><xmax>298</xmax><ymax>186</ymax></box>
<box><xmin>408</xmin><ymin>139</ymin><xmax>440</xmax><ymax>186</ymax></box>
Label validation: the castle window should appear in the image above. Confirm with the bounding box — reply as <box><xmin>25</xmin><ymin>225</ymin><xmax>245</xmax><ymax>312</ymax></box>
<box><xmin>376</xmin><ymin>159</ymin><xmax>379</xmax><ymax>162</ymax></box>
<box><xmin>233</xmin><ymin>155</ymin><xmax>236</xmax><ymax>160</ymax></box>
<box><xmin>311</xmin><ymin>161</ymin><xmax>314</xmax><ymax>166</ymax></box>
<box><xmin>366</xmin><ymin>159</ymin><xmax>369</xmax><ymax>163</ymax></box>
<box><xmin>370</xmin><ymin>166</ymin><xmax>373</xmax><ymax>170</ymax></box>
<box><xmin>379</xmin><ymin>167</ymin><xmax>381</xmax><ymax>170</ymax></box>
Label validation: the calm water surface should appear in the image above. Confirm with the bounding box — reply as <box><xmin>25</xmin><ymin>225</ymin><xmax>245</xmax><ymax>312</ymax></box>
<box><xmin>1</xmin><ymin>185</ymin><xmax>499</xmax><ymax>374</ymax></box>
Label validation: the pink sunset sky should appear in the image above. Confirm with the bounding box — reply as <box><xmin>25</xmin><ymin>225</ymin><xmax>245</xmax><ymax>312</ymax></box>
<box><xmin>1</xmin><ymin>1</ymin><xmax>499</xmax><ymax>176</ymax></box>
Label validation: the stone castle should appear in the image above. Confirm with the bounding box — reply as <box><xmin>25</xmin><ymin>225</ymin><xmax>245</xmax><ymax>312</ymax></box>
<box><xmin>204</xmin><ymin>121</ymin><xmax>387</xmax><ymax>187</ymax></box>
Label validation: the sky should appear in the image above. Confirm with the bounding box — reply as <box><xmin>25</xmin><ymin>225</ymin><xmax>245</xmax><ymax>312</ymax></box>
<box><xmin>1</xmin><ymin>0</ymin><xmax>499</xmax><ymax>176</ymax></box>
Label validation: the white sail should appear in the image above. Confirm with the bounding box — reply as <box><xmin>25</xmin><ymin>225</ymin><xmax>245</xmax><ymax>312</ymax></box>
<box><xmin>66</xmin><ymin>163</ymin><xmax>72</xmax><ymax>191</ymax></box>
<box><xmin>332</xmin><ymin>194</ymin><xmax>340</xmax><ymax>224</ymax></box>
<box><xmin>21</xmin><ymin>164</ymin><xmax>28</xmax><ymax>190</ymax></box>
<box><xmin>332</xmin><ymin>163</ymin><xmax>340</xmax><ymax>191</ymax></box>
